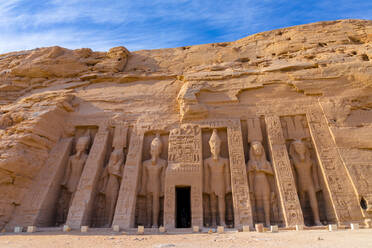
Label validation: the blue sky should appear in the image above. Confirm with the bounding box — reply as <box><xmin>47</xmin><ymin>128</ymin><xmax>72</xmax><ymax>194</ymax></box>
<box><xmin>0</xmin><ymin>0</ymin><xmax>371</xmax><ymax>53</ymax></box>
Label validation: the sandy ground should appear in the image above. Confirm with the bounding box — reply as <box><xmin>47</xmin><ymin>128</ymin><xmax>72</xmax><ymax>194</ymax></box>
<box><xmin>0</xmin><ymin>229</ymin><xmax>371</xmax><ymax>248</ymax></box>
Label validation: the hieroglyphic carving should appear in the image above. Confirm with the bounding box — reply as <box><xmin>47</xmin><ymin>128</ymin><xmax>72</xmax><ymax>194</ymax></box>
<box><xmin>306</xmin><ymin>108</ymin><xmax>364</xmax><ymax>223</ymax></box>
<box><xmin>227</xmin><ymin>121</ymin><xmax>254</xmax><ymax>228</ymax></box>
<box><xmin>289</xmin><ymin>140</ymin><xmax>322</xmax><ymax>225</ymax></box>
<box><xmin>66</xmin><ymin>125</ymin><xmax>110</xmax><ymax>228</ymax></box>
<box><xmin>265</xmin><ymin>115</ymin><xmax>304</xmax><ymax>227</ymax></box>
<box><xmin>6</xmin><ymin>138</ymin><xmax>73</xmax><ymax>228</ymax></box>
<box><xmin>112</xmin><ymin>129</ymin><xmax>144</xmax><ymax>229</ymax></box>
<box><xmin>164</xmin><ymin>124</ymin><xmax>203</xmax><ymax>229</ymax></box>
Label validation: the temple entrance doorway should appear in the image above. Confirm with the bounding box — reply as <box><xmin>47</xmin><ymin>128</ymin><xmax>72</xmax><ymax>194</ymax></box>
<box><xmin>176</xmin><ymin>186</ymin><xmax>191</xmax><ymax>228</ymax></box>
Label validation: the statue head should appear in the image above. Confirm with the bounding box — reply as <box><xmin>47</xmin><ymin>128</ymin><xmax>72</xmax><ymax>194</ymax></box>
<box><xmin>289</xmin><ymin>140</ymin><xmax>308</xmax><ymax>161</ymax></box>
<box><xmin>150</xmin><ymin>134</ymin><xmax>162</xmax><ymax>160</ymax></box>
<box><xmin>251</xmin><ymin>141</ymin><xmax>264</xmax><ymax>156</ymax></box>
<box><xmin>110</xmin><ymin>148</ymin><xmax>123</xmax><ymax>163</ymax></box>
<box><xmin>75</xmin><ymin>134</ymin><xmax>90</xmax><ymax>153</ymax></box>
<box><xmin>209</xmin><ymin>129</ymin><xmax>221</xmax><ymax>160</ymax></box>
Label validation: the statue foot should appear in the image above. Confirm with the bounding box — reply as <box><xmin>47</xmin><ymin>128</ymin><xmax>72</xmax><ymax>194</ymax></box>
<box><xmin>314</xmin><ymin>221</ymin><xmax>322</xmax><ymax>226</ymax></box>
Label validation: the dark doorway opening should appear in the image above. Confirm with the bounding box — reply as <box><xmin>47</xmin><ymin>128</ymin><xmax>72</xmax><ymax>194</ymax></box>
<box><xmin>360</xmin><ymin>197</ymin><xmax>367</xmax><ymax>210</ymax></box>
<box><xmin>176</xmin><ymin>186</ymin><xmax>191</xmax><ymax>228</ymax></box>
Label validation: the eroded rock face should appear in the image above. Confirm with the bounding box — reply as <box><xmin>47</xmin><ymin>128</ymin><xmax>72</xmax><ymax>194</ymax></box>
<box><xmin>1</xmin><ymin>19</ymin><xmax>372</xmax><ymax>230</ymax></box>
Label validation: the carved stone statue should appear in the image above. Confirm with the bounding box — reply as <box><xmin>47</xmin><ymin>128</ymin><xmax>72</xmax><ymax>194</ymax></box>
<box><xmin>139</xmin><ymin>134</ymin><xmax>166</xmax><ymax>228</ymax></box>
<box><xmin>101</xmin><ymin>148</ymin><xmax>124</xmax><ymax>226</ymax></box>
<box><xmin>289</xmin><ymin>140</ymin><xmax>322</xmax><ymax>226</ymax></box>
<box><xmin>204</xmin><ymin>129</ymin><xmax>231</xmax><ymax>227</ymax></box>
<box><xmin>62</xmin><ymin>134</ymin><xmax>91</xmax><ymax>196</ymax></box>
<box><xmin>247</xmin><ymin>141</ymin><xmax>273</xmax><ymax>227</ymax></box>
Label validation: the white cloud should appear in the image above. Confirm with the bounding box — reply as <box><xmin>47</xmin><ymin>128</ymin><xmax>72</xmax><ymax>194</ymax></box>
<box><xmin>0</xmin><ymin>0</ymin><xmax>370</xmax><ymax>54</ymax></box>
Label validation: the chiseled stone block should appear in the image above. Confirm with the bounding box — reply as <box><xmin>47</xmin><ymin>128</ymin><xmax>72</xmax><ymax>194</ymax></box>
<box><xmin>112</xmin><ymin>225</ymin><xmax>120</xmax><ymax>232</ymax></box>
<box><xmin>328</xmin><ymin>224</ymin><xmax>338</xmax><ymax>231</ymax></box>
<box><xmin>217</xmin><ymin>226</ymin><xmax>224</xmax><ymax>234</ymax></box>
<box><xmin>255</xmin><ymin>223</ymin><xmax>264</xmax><ymax>233</ymax></box>
<box><xmin>350</xmin><ymin>223</ymin><xmax>359</xmax><ymax>230</ymax></box>
<box><xmin>270</xmin><ymin>225</ymin><xmax>278</xmax><ymax>233</ymax></box>
<box><xmin>27</xmin><ymin>226</ymin><xmax>37</xmax><ymax>233</ymax></box>
<box><xmin>81</xmin><ymin>226</ymin><xmax>89</xmax><ymax>232</ymax></box>
<box><xmin>137</xmin><ymin>225</ymin><xmax>145</xmax><ymax>234</ymax></box>
<box><xmin>193</xmin><ymin>226</ymin><xmax>200</xmax><ymax>233</ymax></box>
<box><xmin>296</xmin><ymin>225</ymin><xmax>304</xmax><ymax>231</ymax></box>
<box><xmin>242</xmin><ymin>225</ymin><xmax>250</xmax><ymax>232</ymax></box>
<box><xmin>63</xmin><ymin>225</ymin><xmax>71</xmax><ymax>232</ymax></box>
<box><xmin>14</xmin><ymin>227</ymin><xmax>23</xmax><ymax>233</ymax></box>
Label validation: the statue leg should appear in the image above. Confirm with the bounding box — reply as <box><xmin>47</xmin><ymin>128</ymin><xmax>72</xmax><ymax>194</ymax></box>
<box><xmin>152</xmin><ymin>192</ymin><xmax>160</xmax><ymax>228</ymax></box>
<box><xmin>107</xmin><ymin>191</ymin><xmax>119</xmax><ymax>227</ymax></box>
<box><xmin>146</xmin><ymin>194</ymin><xmax>152</xmax><ymax>227</ymax></box>
<box><xmin>218</xmin><ymin>195</ymin><xmax>226</xmax><ymax>226</ymax></box>
<box><xmin>210</xmin><ymin>193</ymin><xmax>217</xmax><ymax>227</ymax></box>
<box><xmin>299</xmin><ymin>191</ymin><xmax>306</xmax><ymax>207</ymax></box>
<box><xmin>105</xmin><ymin>194</ymin><xmax>113</xmax><ymax>227</ymax></box>
<box><xmin>263</xmin><ymin>194</ymin><xmax>271</xmax><ymax>227</ymax></box>
<box><xmin>307</xmin><ymin>188</ymin><xmax>321</xmax><ymax>225</ymax></box>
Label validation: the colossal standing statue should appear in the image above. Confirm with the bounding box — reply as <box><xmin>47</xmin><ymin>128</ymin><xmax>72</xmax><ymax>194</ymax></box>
<box><xmin>247</xmin><ymin>141</ymin><xmax>273</xmax><ymax>227</ymax></box>
<box><xmin>57</xmin><ymin>133</ymin><xmax>90</xmax><ymax>225</ymax></box>
<box><xmin>139</xmin><ymin>134</ymin><xmax>167</xmax><ymax>228</ymax></box>
<box><xmin>101</xmin><ymin>148</ymin><xmax>124</xmax><ymax>226</ymax></box>
<box><xmin>204</xmin><ymin>129</ymin><xmax>231</xmax><ymax>227</ymax></box>
<box><xmin>289</xmin><ymin>140</ymin><xmax>322</xmax><ymax>226</ymax></box>
<box><xmin>62</xmin><ymin>134</ymin><xmax>91</xmax><ymax>197</ymax></box>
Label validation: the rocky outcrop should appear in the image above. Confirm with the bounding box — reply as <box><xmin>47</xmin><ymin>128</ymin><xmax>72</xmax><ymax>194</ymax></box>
<box><xmin>0</xmin><ymin>19</ymin><xmax>371</xmax><ymax>229</ymax></box>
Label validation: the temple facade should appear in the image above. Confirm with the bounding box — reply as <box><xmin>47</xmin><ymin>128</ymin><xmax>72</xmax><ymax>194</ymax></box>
<box><xmin>5</xmin><ymin>104</ymin><xmax>369</xmax><ymax>230</ymax></box>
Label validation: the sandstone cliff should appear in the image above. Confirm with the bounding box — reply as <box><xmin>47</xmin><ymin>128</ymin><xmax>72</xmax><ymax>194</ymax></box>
<box><xmin>0</xmin><ymin>19</ymin><xmax>371</xmax><ymax>228</ymax></box>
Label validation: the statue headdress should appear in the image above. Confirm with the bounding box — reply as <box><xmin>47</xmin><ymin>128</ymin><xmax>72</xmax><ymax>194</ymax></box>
<box><xmin>209</xmin><ymin>129</ymin><xmax>221</xmax><ymax>147</ymax></box>
<box><xmin>77</xmin><ymin>130</ymin><xmax>91</xmax><ymax>147</ymax></box>
<box><xmin>151</xmin><ymin>133</ymin><xmax>163</xmax><ymax>153</ymax></box>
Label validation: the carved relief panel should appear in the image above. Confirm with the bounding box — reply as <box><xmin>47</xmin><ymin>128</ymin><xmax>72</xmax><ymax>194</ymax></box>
<box><xmin>197</xmin><ymin>119</ymin><xmax>253</xmax><ymax>229</ymax></box>
<box><xmin>306</xmin><ymin>108</ymin><xmax>364</xmax><ymax>224</ymax></box>
<box><xmin>91</xmin><ymin>124</ymin><xmax>128</xmax><ymax>227</ymax></box>
<box><xmin>264</xmin><ymin>116</ymin><xmax>304</xmax><ymax>227</ymax></box>
<box><xmin>241</xmin><ymin>118</ymin><xmax>282</xmax><ymax>227</ymax></box>
<box><xmin>280</xmin><ymin>115</ymin><xmax>331</xmax><ymax>226</ymax></box>
<box><xmin>202</xmin><ymin>128</ymin><xmax>234</xmax><ymax>227</ymax></box>
<box><xmin>164</xmin><ymin>124</ymin><xmax>203</xmax><ymax>229</ymax></box>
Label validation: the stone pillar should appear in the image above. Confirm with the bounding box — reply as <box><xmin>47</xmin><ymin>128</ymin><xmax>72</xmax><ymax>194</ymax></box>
<box><xmin>112</xmin><ymin>129</ymin><xmax>144</xmax><ymax>229</ymax></box>
<box><xmin>227</xmin><ymin>122</ymin><xmax>254</xmax><ymax>229</ymax></box>
<box><xmin>307</xmin><ymin>108</ymin><xmax>363</xmax><ymax>224</ymax></box>
<box><xmin>164</xmin><ymin>124</ymin><xmax>203</xmax><ymax>229</ymax></box>
<box><xmin>66</xmin><ymin>125</ymin><xmax>110</xmax><ymax>228</ymax></box>
<box><xmin>6</xmin><ymin>138</ymin><xmax>73</xmax><ymax>229</ymax></box>
<box><xmin>265</xmin><ymin>115</ymin><xmax>304</xmax><ymax>227</ymax></box>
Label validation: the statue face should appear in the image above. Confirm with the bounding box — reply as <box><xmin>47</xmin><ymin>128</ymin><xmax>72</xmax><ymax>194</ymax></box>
<box><xmin>111</xmin><ymin>149</ymin><xmax>121</xmax><ymax>162</ymax></box>
<box><xmin>150</xmin><ymin>142</ymin><xmax>161</xmax><ymax>158</ymax></box>
<box><xmin>293</xmin><ymin>142</ymin><xmax>306</xmax><ymax>160</ymax></box>
<box><xmin>75</xmin><ymin>138</ymin><xmax>88</xmax><ymax>152</ymax></box>
<box><xmin>252</xmin><ymin>143</ymin><xmax>263</xmax><ymax>156</ymax></box>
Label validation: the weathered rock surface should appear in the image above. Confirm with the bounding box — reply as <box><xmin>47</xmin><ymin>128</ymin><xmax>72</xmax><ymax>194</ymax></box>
<box><xmin>0</xmin><ymin>19</ymin><xmax>371</xmax><ymax>229</ymax></box>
